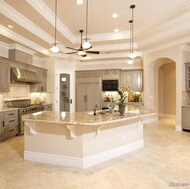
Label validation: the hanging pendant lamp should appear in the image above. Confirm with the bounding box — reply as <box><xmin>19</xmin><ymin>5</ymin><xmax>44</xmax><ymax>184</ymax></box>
<box><xmin>127</xmin><ymin>19</ymin><xmax>133</xmax><ymax>64</ymax></box>
<box><xmin>129</xmin><ymin>4</ymin><xmax>136</xmax><ymax>59</ymax></box>
<box><xmin>50</xmin><ymin>0</ymin><xmax>59</xmax><ymax>53</ymax></box>
<box><xmin>82</xmin><ymin>0</ymin><xmax>92</xmax><ymax>50</ymax></box>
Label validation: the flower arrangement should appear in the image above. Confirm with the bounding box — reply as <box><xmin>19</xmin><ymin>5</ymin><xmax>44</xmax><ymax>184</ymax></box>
<box><xmin>118</xmin><ymin>85</ymin><xmax>129</xmax><ymax>104</ymax></box>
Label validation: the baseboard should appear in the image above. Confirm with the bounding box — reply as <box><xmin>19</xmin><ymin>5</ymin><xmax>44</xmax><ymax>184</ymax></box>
<box><xmin>158</xmin><ymin>113</ymin><xmax>176</xmax><ymax>119</ymax></box>
<box><xmin>176</xmin><ymin>125</ymin><xmax>182</xmax><ymax>132</ymax></box>
<box><xmin>24</xmin><ymin>139</ymin><xmax>144</xmax><ymax>169</ymax></box>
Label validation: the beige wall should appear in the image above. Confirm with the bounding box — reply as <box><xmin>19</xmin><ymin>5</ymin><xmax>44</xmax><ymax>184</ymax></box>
<box><xmin>158</xmin><ymin>63</ymin><xmax>176</xmax><ymax>117</ymax></box>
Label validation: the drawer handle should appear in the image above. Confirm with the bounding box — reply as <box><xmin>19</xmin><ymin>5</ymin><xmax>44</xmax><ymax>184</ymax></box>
<box><xmin>9</xmin><ymin>120</ymin><xmax>15</xmax><ymax>122</ymax></box>
<box><xmin>9</xmin><ymin>129</ymin><xmax>15</xmax><ymax>132</ymax></box>
<box><xmin>9</xmin><ymin>113</ymin><xmax>15</xmax><ymax>116</ymax></box>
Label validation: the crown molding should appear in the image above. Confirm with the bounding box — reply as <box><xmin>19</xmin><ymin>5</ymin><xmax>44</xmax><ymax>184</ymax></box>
<box><xmin>0</xmin><ymin>25</ymin><xmax>51</xmax><ymax>56</ymax></box>
<box><xmin>77</xmin><ymin>58</ymin><xmax>141</xmax><ymax>66</ymax></box>
<box><xmin>0</xmin><ymin>0</ymin><xmax>62</xmax><ymax>48</ymax></box>
<box><xmin>88</xmin><ymin>31</ymin><xmax>130</xmax><ymax>42</ymax></box>
<box><xmin>0</xmin><ymin>41</ymin><xmax>9</xmax><ymax>49</ymax></box>
<box><xmin>142</xmin><ymin>35</ymin><xmax>190</xmax><ymax>55</ymax></box>
<box><xmin>9</xmin><ymin>44</ymin><xmax>36</xmax><ymax>55</ymax></box>
<box><xmin>180</xmin><ymin>44</ymin><xmax>190</xmax><ymax>52</ymax></box>
<box><xmin>27</xmin><ymin>0</ymin><xmax>76</xmax><ymax>44</ymax></box>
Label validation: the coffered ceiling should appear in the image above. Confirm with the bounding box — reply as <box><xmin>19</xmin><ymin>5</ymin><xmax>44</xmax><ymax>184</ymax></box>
<box><xmin>1</xmin><ymin>0</ymin><xmax>190</xmax><ymax>62</ymax></box>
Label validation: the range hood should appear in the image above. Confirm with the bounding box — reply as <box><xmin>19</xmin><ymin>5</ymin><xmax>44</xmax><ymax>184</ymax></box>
<box><xmin>11</xmin><ymin>67</ymin><xmax>41</xmax><ymax>84</ymax></box>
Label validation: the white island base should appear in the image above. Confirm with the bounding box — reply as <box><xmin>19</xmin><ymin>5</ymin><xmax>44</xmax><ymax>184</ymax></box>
<box><xmin>24</xmin><ymin>118</ymin><xmax>152</xmax><ymax>169</ymax></box>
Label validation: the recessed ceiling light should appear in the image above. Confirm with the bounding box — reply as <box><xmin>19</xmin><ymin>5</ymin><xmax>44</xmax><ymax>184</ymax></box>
<box><xmin>114</xmin><ymin>29</ymin><xmax>119</xmax><ymax>32</ymax></box>
<box><xmin>8</xmin><ymin>25</ymin><xmax>14</xmax><ymax>29</ymax></box>
<box><xmin>76</xmin><ymin>0</ymin><xmax>83</xmax><ymax>5</ymax></box>
<box><xmin>112</xmin><ymin>13</ymin><xmax>118</xmax><ymax>18</ymax></box>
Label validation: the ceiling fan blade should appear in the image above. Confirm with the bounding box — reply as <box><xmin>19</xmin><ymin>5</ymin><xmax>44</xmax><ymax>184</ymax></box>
<box><xmin>86</xmin><ymin>51</ymin><xmax>100</xmax><ymax>54</ymax></box>
<box><xmin>81</xmin><ymin>54</ymin><xmax>87</xmax><ymax>57</ymax></box>
<box><xmin>66</xmin><ymin>47</ymin><xmax>78</xmax><ymax>51</ymax></box>
<box><xmin>66</xmin><ymin>52</ymin><xmax>77</xmax><ymax>54</ymax></box>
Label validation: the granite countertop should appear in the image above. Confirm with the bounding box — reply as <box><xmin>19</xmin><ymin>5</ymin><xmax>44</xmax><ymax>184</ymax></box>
<box><xmin>23</xmin><ymin>105</ymin><xmax>156</xmax><ymax>126</ymax></box>
<box><xmin>182</xmin><ymin>104</ymin><xmax>190</xmax><ymax>107</ymax></box>
<box><xmin>0</xmin><ymin>107</ymin><xmax>18</xmax><ymax>112</ymax></box>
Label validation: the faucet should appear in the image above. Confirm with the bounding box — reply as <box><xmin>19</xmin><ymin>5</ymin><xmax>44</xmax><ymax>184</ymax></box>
<box><xmin>107</xmin><ymin>103</ymin><xmax>113</xmax><ymax>113</ymax></box>
<box><xmin>93</xmin><ymin>104</ymin><xmax>98</xmax><ymax>115</ymax></box>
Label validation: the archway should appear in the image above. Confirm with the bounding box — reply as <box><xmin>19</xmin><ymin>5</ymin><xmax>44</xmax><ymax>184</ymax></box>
<box><xmin>149</xmin><ymin>58</ymin><xmax>176</xmax><ymax>121</ymax></box>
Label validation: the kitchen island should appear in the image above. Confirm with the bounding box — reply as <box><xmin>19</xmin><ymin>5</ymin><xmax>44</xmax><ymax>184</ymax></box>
<box><xmin>23</xmin><ymin>105</ymin><xmax>157</xmax><ymax>169</ymax></box>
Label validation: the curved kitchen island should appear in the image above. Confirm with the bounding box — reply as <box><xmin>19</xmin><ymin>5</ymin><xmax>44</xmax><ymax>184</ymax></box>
<box><xmin>23</xmin><ymin>105</ymin><xmax>157</xmax><ymax>169</ymax></box>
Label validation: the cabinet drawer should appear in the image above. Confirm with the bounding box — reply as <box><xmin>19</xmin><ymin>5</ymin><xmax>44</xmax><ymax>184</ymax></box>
<box><xmin>44</xmin><ymin>104</ymin><xmax>52</xmax><ymax>110</ymax></box>
<box><xmin>4</xmin><ymin>125</ymin><xmax>17</xmax><ymax>138</ymax></box>
<box><xmin>4</xmin><ymin>116</ymin><xmax>18</xmax><ymax>127</ymax></box>
<box><xmin>0</xmin><ymin>112</ymin><xmax>3</xmax><ymax>120</ymax></box>
<box><xmin>4</xmin><ymin>110</ymin><xmax>18</xmax><ymax>117</ymax></box>
<box><xmin>0</xmin><ymin>121</ymin><xmax>4</xmax><ymax>140</ymax></box>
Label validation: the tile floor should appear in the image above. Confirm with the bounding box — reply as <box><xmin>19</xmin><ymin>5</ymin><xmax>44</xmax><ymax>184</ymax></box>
<box><xmin>0</xmin><ymin>118</ymin><xmax>190</xmax><ymax>189</ymax></box>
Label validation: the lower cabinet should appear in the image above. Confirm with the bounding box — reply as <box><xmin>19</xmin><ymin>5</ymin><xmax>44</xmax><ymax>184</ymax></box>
<box><xmin>0</xmin><ymin>113</ymin><xmax>4</xmax><ymax>141</ymax></box>
<box><xmin>182</xmin><ymin>106</ymin><xmax>190</xmax><ymax>131</ymax></box>
<box><xmin>0</xmin><ymin>109</ymin><xmax>18</xmax><ymax>141</ymax></box>
<box><xmin>44</xmin><ymin>104</ymin><xmax>52</xmax><ymax>110</ymax></box>
<box><xmin>76</xmin><ymin>78</ymin><xmax>101</xmax><ymax>112</ymax></box>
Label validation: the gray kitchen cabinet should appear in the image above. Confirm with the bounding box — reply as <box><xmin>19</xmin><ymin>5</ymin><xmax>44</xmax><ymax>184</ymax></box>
<box><xmin>76</xmin><ymin>78</ymin><xmax>101</xmax><ymax>112</ymax></box>
<box><xmin>102</xmin><ymin>69</ymin><xmax>120</xmax><ymax>80</ymax></box>
<box><xmin>0</xmin><ymin>113</ymin><xmax>4</xmax><ymax>141</ymax></box>
<box><xmin>30</xmin><ymin>68</ymin><xmax>47</xmax><ymax>92</ymax></box>
<box><xmin>185</xmin><ymin>63</ymin><xmax>190</xmax><ymax>91</ymax></box>
<box><xmin>182</xmin><ymin>106</ymin><xmax>190</xmax><ymax>131</ymax></box>
<box><xmin>120</xmin><ymin>70</ymin><xmax>143</xmax><ymax>91</ymax></box>
<box><xmin>0</xmin><ymin>62</ymin><xmax>10</xmax><ymax>92</ymax></box>
<box><xmin>0</xmin><ymin>109</ymin><xmax>18</xmax><ymax>141</ymax></box>
<box><xmin>44</xmin><ymin>104</ymin><xmax>52</xmax><ymax>110</ymax></box>
<box><xmin>4</xmin><ymin>110</ymin><xmax>18</xmax><ymax>138</ymax></box>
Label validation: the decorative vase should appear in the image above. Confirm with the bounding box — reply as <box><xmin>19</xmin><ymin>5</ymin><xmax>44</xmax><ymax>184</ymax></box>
<box><xmin>118</xmin><ymin>104</ymin><xmax>126</xmax><ymax>115</ymax></box>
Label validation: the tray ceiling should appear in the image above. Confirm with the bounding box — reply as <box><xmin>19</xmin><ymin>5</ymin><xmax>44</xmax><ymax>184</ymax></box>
<box><xmin>0</xmin><ymin>0</ymin><xmax>190</xmax><ymax>61</ymax></box>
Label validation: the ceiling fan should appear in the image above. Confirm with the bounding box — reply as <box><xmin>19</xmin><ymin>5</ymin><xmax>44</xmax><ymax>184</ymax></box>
<box><xmin>65</xmin><ymin>30</ymin><xmax>100</xmax><ymax>57</ymax></box>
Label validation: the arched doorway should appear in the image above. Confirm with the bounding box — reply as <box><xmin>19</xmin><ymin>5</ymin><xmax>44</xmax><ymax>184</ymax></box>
<box><xmin>144</xmin><ymin>58</ymin><xmax>177</xmax><ymax>122</ymax></box>
<box><xmin>151</xmin><ymin>58</ymin><xmax>176</xmax><ymax>120</ymax></box>
<box><xmin>158</xmin><ymin>60</ymin><xmax>176</xmax><ymax>119</ymax></box>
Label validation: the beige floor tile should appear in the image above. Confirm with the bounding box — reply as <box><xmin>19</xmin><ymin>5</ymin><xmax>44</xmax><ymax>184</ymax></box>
<box><xmin>0</xmin><ymin>118</ymin><xmax>190</xmax><ymax>189</ymax></box>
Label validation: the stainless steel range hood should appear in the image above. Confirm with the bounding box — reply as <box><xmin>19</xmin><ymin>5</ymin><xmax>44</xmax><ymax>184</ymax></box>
<box><xmin>11</xmin><ymin>67</ymin><xmax>41</xmax><ymax>84</ymax></box>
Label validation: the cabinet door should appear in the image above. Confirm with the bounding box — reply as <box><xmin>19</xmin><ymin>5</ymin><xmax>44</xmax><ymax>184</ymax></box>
<box><xmin>76</xmin><ymin>83</ymin><xmax>101</xmax><ymax>112</ymax></box>
<box><xmin>182</xmin><ymin>107</ymin><xmax>190</xmax><ymax>130</ymax></box>
<box><xmin>102</xmin><ymin>69</ymin><xmax>120</xmax><ymax>80</ymax></box>
<box><xmin>186</xmin><ymin>64</ymin><xmax>190</xmax><ymax>91</ymax></box>
<box><xmin>76</xmin><ymin>84</ymin><xmax>86</xmax><ymax>112</ymax></box>
<box><xmin>121</xmin><ymin>70</ymin><xmax>142</xmax><ymax>92</ymax></box>
<box><xmin>85</xmin><ymin>83</ymin><xmax>101</xmax><ymax>111</ymax></box>
<box><xmin>0</xmin><ymin>62</ymin><xmax>10</xmax><ymax>92</ymax></box>
<box><xmin>0</xmin><ymin>121</ymin><xmax>4</xmax><ymax>140</ymax></box>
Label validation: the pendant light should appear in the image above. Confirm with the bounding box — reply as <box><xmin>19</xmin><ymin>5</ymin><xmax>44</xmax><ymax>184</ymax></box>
<box><xmin>127</xmin><ymin>19</ymin><xmax>133</xmax><ymax>64</ymax></box>
<box><xmin>50</xmin><ymin>0</ymin><xmax>59</xmax><ymax>53</ymax></box>
<box><xmin>76</xmin><ymin>0</ymin><xmax>83</xmax><ymax>5</ymax></box>
<box><xmin>82</xmin><ymin>0</ymin><xmax>92</xmax><ymax>50</ymax></box>
<box><xmin>129</xmin><ymin>4</ymin><xmax>136</xmax><ymax>59</ymax></box>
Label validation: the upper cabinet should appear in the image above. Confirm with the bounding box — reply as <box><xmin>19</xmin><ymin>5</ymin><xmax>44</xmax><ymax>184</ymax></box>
<box><xmin>185</xmin><ymin>63</ymin><xmax>190</xmax><ymax>91</ymax></box>
<box><xmin>0</xmin><ymin>62</ymin><xmax>10</xmax><ymax>92</ymax></box>
<box><xmin>120</xmin><ymin>70</ymin><xmax>143</xmax><ymax>92</ymax></box>
<box><xmin>30</xmin><ymin>68</ymin><xmax>47</xmax><ymax>92</ymax></box>
<box><xmin>102</xmin><ymin>69</ymin><xmax>120</xmax><ymax>80</ymax></box>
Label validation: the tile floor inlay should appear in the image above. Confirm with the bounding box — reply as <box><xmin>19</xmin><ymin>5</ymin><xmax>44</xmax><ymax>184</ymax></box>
<box><xmin>0</xmin><ymin>118</ymin><xmax>190</xmax><ymax>189</ymax></box>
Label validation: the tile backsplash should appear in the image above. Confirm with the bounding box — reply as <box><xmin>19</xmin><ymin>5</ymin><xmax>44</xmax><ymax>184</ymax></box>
<box><xmin>0</xmin><ymin>84</ymin><xmax>52</xmax><ymax>108</ymax></box>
